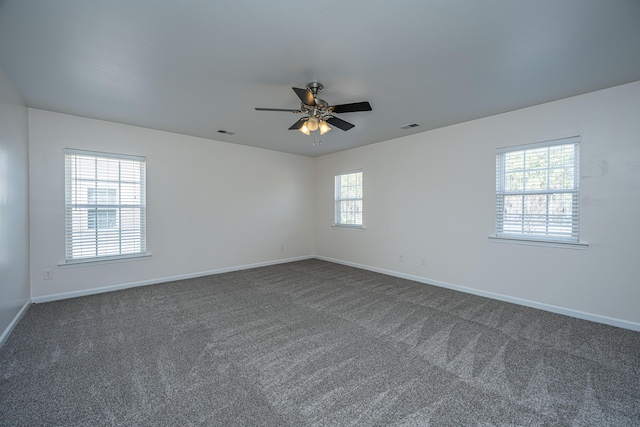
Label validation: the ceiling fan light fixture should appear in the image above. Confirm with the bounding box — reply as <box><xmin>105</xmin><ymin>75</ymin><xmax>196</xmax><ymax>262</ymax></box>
<box><xmin>319</xmin><ymin>120</ymin><xmax>331</xmax><ymax>135</ymax></box>
<box><xmin>299</xmin><ymin>122</ymin><xmax>311</xmax><ymax>135</ymax></box>
<box><xmin>306</xmin><ymin>116</ymin><xmax>319</xmax><ymax>131</ymax></box>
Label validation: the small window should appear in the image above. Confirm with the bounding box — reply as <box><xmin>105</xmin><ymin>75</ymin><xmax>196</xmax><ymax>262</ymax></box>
<box><xmin>496</xmin><ymin>137</ymin><xmax>580</xmax><ymax>243</ymax></box>
<box><xmin>65</xmin><ymin>149</ymin><xmax>146</xmax><ymax>262</ymax></box>
<box><xmin>334</xmin><ymin>170</ymin><xmax>363</xmax><ymax>227</ymax></box>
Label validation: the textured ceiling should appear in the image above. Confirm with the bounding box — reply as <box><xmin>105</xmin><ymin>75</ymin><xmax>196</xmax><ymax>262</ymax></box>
<box><xmin>1</xmin><ymin>0</ymin><xmax>640</xmax><ymax>157</ymax></box>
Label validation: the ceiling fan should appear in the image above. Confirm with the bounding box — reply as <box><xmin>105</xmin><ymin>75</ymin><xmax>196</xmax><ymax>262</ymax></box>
<box><xmin>255</xmin><ymin>82</ymin><xmax>372</xmax><ymax>135</ymax></box>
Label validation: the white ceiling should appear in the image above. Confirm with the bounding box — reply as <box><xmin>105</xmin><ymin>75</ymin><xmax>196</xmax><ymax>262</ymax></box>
<box><xmin>1</xmin><ymin>1</ymin><xmax>640</xmax><ymax>157</ymax></box>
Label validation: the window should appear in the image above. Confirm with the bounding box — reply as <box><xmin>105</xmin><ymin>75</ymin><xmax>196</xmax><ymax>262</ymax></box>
<box><xmin>334</xmin><ymin>170</ymin><xmax>363</xmax><ymax>227</ymax></box>
<box><xmin>495</xmin><ymin>136</ymin><xmax>580</xmax><ymax>243</ymax></box>
<box><xmin>65</xmin><ymin>149</ymin><xmax>146</xmax><ymax>263</ymax></box>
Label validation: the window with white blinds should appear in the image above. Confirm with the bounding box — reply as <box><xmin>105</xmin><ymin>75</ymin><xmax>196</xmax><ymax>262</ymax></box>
<box><xmin>334</xmin><ymin>170</ymin><xmax>363</xmax><ymax>227</ymax></box>
<box><xmin>496</xmin><ymin>137</ymin><xmax>580</xmax><ymax>243</ymax></box>
<box><xmin>65</xmin><ymin>149</ymin><xmax>146</xmax><ymax>263</ymax></box>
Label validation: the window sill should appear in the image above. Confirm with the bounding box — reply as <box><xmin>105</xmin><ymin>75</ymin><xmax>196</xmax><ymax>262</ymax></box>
<box><xmin>59</xmin><ymin>253</ymin><xmax>152</xmax><ymax>268</ymax></box>
<box><xmin>332</xmin><ymin>224</ymin><xmax>365</xmax><ymax>230</ymax></box>
<box><xmin>489</xmin><ymin>236</ymin><xmax>588</xmax><ymax>250</ymax></box>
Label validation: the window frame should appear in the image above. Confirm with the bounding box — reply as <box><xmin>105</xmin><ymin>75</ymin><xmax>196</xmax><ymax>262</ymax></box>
<box><xmin>493</xmin><ymin>136</ymin><xmax>587</xmax><ymax>249</ymax></box>
<box><xmin>64</xmin><ymin>149</ymin><xmax>147</xmax><ymax>264</ymax></box>
<box><xmin>333</xmin><ymin>169</ymin><xmax>364</xmax><ymax>229</ymax></box>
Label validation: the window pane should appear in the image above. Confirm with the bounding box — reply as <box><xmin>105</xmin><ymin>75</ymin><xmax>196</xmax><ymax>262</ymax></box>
<box><xmin>525</xmin><ymin>169</ymin><xmax>548</xmax><ymax>191</ymax></box>
<box><xmin>548</xmin><ymin>165</ymin><xmax>575</xmax><ymax>190</ymax></box>
<box><xmin>523</xmin><ymin>193</ymin><xmax>548</xmax><ymax>233</ymax></box>
<box><xmin>505</xmin><ymin>172</ymin><xmax>524</xmax><ymax>191</ymax></box>
<box><xmin>549</xmin><ymin>145</ymin><xmax>564</xmax><ymax>167</ymax></box>
<box><xmin>525</xmin><ymin>148</ymin><xmax>548</xmax><ymax>169</ymax></box>
<box><xmin>340</xmin><ymin>186</ymin><xmax>350</xmax><ymax>199</ymax></box>
<box><xmin>502</xmin><ymin>194</ymin><xmax>523</xmax><ymax>233</ymax></box>
<box><xmin>504</xmin><ymin>151</ymin><xmax>524</xmax><ymax>172</ymax></box>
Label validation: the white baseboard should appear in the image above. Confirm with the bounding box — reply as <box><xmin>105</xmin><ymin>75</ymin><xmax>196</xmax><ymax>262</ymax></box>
<box><xmin>316</xmin><ymin>256</ymin><xmax>640</xmax><ymax>332</ymax></box>
<box><xmin>31</xmin><ymin>256</ymin><xmax>313</xmax><ymax>304</ymax></box>
<box><xmin>0</xmin><ymin>300</ymin><xmax>31</xmax><ymax>347</ymax></box>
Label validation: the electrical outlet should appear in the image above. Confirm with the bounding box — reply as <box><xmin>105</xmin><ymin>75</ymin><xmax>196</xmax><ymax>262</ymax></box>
<box><xmin>281</xmin><ymin>245</ymin><xmax>285</xmax><ymax>251</ymax></box>
<box><xmin>399</xmin><ymin>254</ymin><xmax>404</xmax><ymax>262</ymax></box>
<box><xmin>43</xmin><ymin>269</ymin><xmax>53</xmax><ymax>280</ymax></box>
<box><xmin>421</xmin><ymin>257</ymin><xmax>426</xmax><ymax>265</ymax></box>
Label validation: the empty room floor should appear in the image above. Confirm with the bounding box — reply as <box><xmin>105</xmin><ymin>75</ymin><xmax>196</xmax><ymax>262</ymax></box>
<box><xmin>1</xmin><ymin>260</ymin><xmax>639</xmax><ymax>425</ymax></box>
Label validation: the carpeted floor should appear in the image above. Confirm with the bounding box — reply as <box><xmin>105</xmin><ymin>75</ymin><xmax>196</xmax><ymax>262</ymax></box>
<box><xmin>1</xmin><ymin>259</ymin><xmax>639</xmax><ymax>426</ymax></box>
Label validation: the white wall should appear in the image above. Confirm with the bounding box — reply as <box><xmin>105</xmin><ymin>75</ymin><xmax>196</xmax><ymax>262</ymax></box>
<box><xmin>0</xmin><ymin>65</ymin><xmax>30</xmax><ymax>341</ymax></box>
<box><xmin>29</xmin><ymin>110</ymin><xmax>315</xmax><ymax>299</ymax></box>
<box><xmin>315</xmin><ymin>81</ymin><xmax>640</xmax><ymax>328</ymax></box>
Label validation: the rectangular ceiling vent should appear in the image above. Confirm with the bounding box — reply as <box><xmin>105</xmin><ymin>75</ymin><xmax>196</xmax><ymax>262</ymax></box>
<box><xmin>217</xmin><ymin>130</ymin><xmax>235</xmax><ymax>135</ymax></box>
<box><xmin>400</xmin><ymin>123</ymin><xmax>419</xmax><ymax>130</ymax></box>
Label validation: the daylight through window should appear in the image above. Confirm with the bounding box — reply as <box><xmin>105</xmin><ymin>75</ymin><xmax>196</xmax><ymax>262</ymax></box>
<box><xmin>334</xmin><ymin>170</ymin><xmax>363</xmax><ymax>227</ymax></box>
<box><xmin>496</xmin><ymin>137</ymin><xmax>580</xmax><ymax>243</ymax></box>
<box><xmin>65</xmin><ymin>149</ymin><xmax>146</xmax><ymax>262</ymax></box>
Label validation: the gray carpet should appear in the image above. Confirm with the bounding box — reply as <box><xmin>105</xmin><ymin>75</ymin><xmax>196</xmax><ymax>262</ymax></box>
<box><xmin>1</xmin><ymin>259</ymin><xmax>639</xmax><ymax>426</ymax></box>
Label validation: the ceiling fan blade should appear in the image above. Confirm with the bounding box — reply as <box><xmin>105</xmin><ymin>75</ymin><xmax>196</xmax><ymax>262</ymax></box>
<box><xmin>255</xmin><ymin>108</ymin><xmax>301</xmax><ymax>112</ymax></box>
<box><xmin>331</xmin><ymin>101</ymin><xmax>372</xmax><ymax>114</ymax></box>
<box><xmin>288</xmin><ymin>118</ymin><xmax>307</xmax><ymax>130</ymax></box>
<box><xmin>326</xmin><ymin>116</ymin><xmax>355</xmax><ymax>131</ymax></box>
<box><xmin>293</xmin><ymin>87</ymin><xmax>316</xmax><ymax>106</ymax></box>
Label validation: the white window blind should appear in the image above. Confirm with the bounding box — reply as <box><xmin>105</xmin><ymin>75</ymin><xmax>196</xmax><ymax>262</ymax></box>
<box><xmin>65</xmin><ymin>149</ymin><xmax>146</xmax><ymax>263</ymax></box>
<box><xmin>334</xmin><ymin>170</ymin><xmax>363</xmax><ymax>227</ymax></box>
<box><xmin>496</xmin><ymin>137</ymin><xmax>580</xmax><ymax>243</ymax></box>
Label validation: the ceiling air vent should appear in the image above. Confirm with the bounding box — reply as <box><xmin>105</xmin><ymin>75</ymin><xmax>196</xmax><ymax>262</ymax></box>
<box><xmin>400</xmin><ymin>123</ymin><xmax>419</xmax><ymax>130</ymax></box>
<box><xmin>217</xmin><ymin>130</ymin><xmax>235</xmax><ymax>135</ymax></box>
